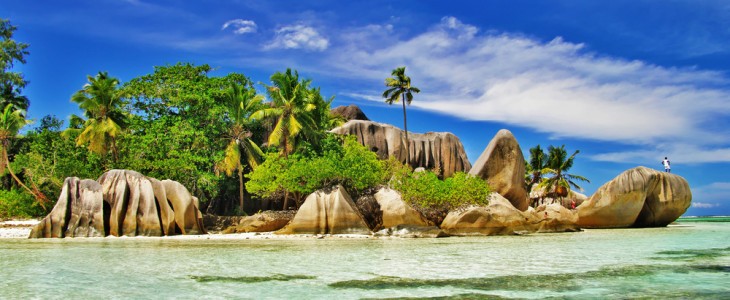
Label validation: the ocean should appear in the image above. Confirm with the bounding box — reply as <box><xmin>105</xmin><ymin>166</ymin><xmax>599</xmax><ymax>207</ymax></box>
<box><xmin>1</xmin><ymin>219</ymin><xmax>728</xmax><ymax>299</ymax></box>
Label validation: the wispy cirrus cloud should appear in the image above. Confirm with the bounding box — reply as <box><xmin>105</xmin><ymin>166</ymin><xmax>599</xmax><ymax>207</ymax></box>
<box><xmin>328</xmin><ymin>16</ymin><xmax>730</xmax><ymax>163</ymax></box>
<box><xmin>222</xmin><ymin>19</ymin><xmax>257</xmax><ymax>35</ymax></box>
<box><xmin>265</xmin><ymin>25</ymin><xmax>329</xmax><ymax>51</ymax></box>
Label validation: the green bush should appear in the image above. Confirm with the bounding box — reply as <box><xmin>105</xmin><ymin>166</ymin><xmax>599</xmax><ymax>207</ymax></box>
<box><xmin>245</xmin><ymin>135</ymin><xmax>386</xmax><ymax>204</ymax></box>
<box><xmin>0</xmin><ymin>189</ymin><xmax>45</xmax><ymax>219</ymax></box>
<box><xmin>390</xmin><ymin>169</ymin><xmax>491</xmax><ymax>210</ymax></box>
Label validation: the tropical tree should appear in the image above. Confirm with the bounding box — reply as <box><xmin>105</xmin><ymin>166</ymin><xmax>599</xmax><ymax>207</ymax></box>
<box><xmin>539</xmin><ymin>145</ymin><xmax>590</xmax><ymax>200</ymax></box>
<box><xmin>0</xmin><ymin>104</ymin><xmax>46</xmax><ymax>208</ymax></box>
<box><xmin>0</xmin><ymin>19</ymin><xmax>30</xmax><ymax>113</ymax></box>
<box><xmin>383</xmin><ymin>66</ymin><xmax>420</xmax><ymax>162</ymax></box>
<box><xmin>252</xmin><ymin>69</ymin><xmax>316</xmax><ymax>157</ymax></box>
<box><xmin>525</xmin><ymin>145</ymin><xmax>548</xmax><ymax>192</ymax></box>
<box><xmin>66</xmin><ymin>72</ymin><xmax>128</xmax><ymax>163</ymax></box>
<box><xmin>216</xmin><ymin>82</ymin><xmax>265</xmax><ymax>212</ymax></box>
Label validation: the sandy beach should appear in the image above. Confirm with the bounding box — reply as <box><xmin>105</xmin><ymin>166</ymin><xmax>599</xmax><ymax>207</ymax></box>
<box><xmin>0</xmin><ymin>219</ymin><xmax>376</xmax><ymax>240</ymax></box>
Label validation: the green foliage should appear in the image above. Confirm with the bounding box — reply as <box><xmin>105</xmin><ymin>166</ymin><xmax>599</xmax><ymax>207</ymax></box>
<box><xmin>0</xmin><ymin>189</ymin><xmax>44</xmax><ymax>219</ymax></box>
<box><xmin>0</xmin><ymin>18</ymin><xmax>30</xmax><ymax>112</ymax></box>
<box><xmin>246</xmin><ymin>135</ymin><xmax>386</xmax><ymax>204</ymax></box>
<box><xmin>390</xmin><ymin>169</ymin><xmax>491</xmax><ymax>210</ymax></box>
<box><xmin>526</xmin><ymin>144</ymin><xmax>590</xmax><ymax>201</ymax></box>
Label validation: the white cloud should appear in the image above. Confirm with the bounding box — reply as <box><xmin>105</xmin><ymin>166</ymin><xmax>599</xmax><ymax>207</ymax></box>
<box><xmin>692</xmin><ymin>202</ymin><xmax>720</xmax><ymax>208</ymax></box>
<box><xmin>265</xmin><ymin>25</ymin><xmax>329</xmax><ymax>51</ymax></box>
<box><xmin>222</xmin><ymin>19</ymin><xmax>257</xmax><ymax>35</ymax></box>
<box><xmin>329</xmin><ymin>16</ymin><xmax>730</xmax><ymax>163</ymax></box>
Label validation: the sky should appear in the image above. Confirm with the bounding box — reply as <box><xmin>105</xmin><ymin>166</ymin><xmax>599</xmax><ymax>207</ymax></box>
<box><xmin>5</xmin><ymin>0</ymin><xmax>730</xmax><ymax>216</ymax></box>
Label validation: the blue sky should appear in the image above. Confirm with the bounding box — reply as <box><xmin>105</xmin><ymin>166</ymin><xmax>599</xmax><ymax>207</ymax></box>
<box><xmin>5</xmin><ymin>0</ymin><xmax>730</xmax><ymax>216</ymax></box>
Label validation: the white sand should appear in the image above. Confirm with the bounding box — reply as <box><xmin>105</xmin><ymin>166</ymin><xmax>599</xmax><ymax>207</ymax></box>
<box><xmin>0</xmin><ymin>219</ymin><xmax>375</xmax><ymax>240</ymax></box>
<box><xmin>0</xmin><ymin>219</ymin><xmax>39</xmax><ymax>238</ymax></box>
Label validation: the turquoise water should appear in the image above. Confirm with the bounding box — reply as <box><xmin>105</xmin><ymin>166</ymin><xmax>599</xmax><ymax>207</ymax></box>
<box><xmin>1</xmin><ymin>221</ymin><xmax>729</xmax><ymax>299</ymax></box>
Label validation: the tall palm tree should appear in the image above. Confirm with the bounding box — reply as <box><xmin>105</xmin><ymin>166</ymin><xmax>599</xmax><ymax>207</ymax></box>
<box><xmin>217</xmin><ymin>82</ymin><xmax>265</xmax><ymax>212</ymax></box>
<box><xmin>383</xmin><ymin>66</ymin><xmax>420</xmax><ymax>162</ymax></box>
<box><xmin>66</xmin><ymin>72</ymin><xmax>128</xmax><ymax>162</ymax></box>
<box><xmin>251</xmin><ymin>69</ymin><xmax>316</xmax><ymax>157</ymax></box>
<box><xmin>0</xmin><ymin>104</ymin><xmax>47</xmax><ymax>208</ymax></box>
<box><xmin>525</xmin><ymin>145</ymin><xmax>548</xmax><ymax>192</ymax></box>
<box><xmin>540</xmin><ymin>145</ymin><xmax>590</xmax><ymax>200</ymax></box>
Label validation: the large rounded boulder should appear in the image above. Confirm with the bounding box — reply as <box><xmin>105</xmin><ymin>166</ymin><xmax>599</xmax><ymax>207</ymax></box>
<box><xmin>576</xmin><ymin>166</ymin><xmax>692</xmax><ymax>228</ymax></box>
<box><xmin>29</xmin><ymin>170</ymin><xmax>206</xmax><ymax>238</ymax></box>
<box><xmin>375</xmin><ymin>187</ymin><xmax>433</xmax><ymax>228</ymax></box>
<box><xmin>277</xmin><ymin>185</ymin><xmax>371</xmax><ymax>235</ymax></box>
<box><xmin>469</xmin><ymin>129</ymin><xmax>529</xmax><ymax>211</ymax></box>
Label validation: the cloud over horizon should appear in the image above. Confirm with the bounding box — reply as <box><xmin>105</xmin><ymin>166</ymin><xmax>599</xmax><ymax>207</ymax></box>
<box><xmin>330</xmin><ymin>16</ymin><xmax>730</xmax><ymax>163</ymax></box>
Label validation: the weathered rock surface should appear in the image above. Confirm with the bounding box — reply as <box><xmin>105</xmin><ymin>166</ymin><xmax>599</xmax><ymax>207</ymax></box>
<box><xmin>576</xmin><ymin>166</ymin><xmax>692</xmax><ymax>228</ymax></box>
<box><xmin>529</xmin><ymin>186</ymin><xmax>588</xmax><ymax>209</ymax></box>
<box><xmin>226</xmin><ymin>210</ymin><xmax>296</xmax><ymax>233</ymax></box>
<box><xmin>29</xmin><ymin>170</ymin><xmax>206</xmax><ymax>238</ymax></box>
<box><xmin>375</xmin><ymin>187</ymin><xmax>433</xmax><ymax>228</ymax></box>
<box><xmin>440</xmin><ymin>193</ymin><xmax>579</xmax><ymax>235</ymax></box>
<box><xmin>331</xmin><ymin>120</ymin><xmax>471</xmax><ymax>178</ymax></box>
<box><xmin>469</xmin><ymin>129</ymin><xmax>529</xmax><ymax>211</ymax></box>
<box><xmin>30</xmin><ymin>178</ymin><xmax>105</xmax><ymax>238</ymax></box>
<box><xmin>277</xmin><ymin>186</ymin><xmax>371</xmax><ymax>235</ymax></box>
<box><xmin>331</xmin><ymin>104</ymin><xmax>369</xmax><ymax>121</ymax></box>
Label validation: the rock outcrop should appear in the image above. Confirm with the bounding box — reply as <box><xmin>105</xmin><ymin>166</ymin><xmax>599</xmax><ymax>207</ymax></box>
<box><xmin>30</xmin><ymin>178</ymin><xmax>105</xmax><ymax>238</ymax></box>
<box><xmin>331</xmin><ymin>120</ymin><xmax>471</xmax><ymax>178</ymax></box>
<box><xmin>331</xmin><ymin>104</ymin><xmax>369</xmax><ymax>121</ymax></box>
<box><xmin>440</xmin><ymin>193</ymin><xmax>579</xmax><ymax>236</ymax></box>
<box><xmin>277</xmin><ymin>186</ymin><xmax>371</xmax><ymax>235</ymax></box>
<box><xmin>30</xmin><ymin>170</ymin><xmax>206</xmax><ymax>238</ymax></box>
<box><xmin>469</xmin><ymin>129</ymin><xmax>529</xmax><ymax>211</ymax></box>
<box><xmin>226</xmin><ymin>210</ymin><xmax>296</xmax><ymax>233</ymax></box>
<box><xmin>576</xmin><ymin>166</ymin><xmax>692</xmax><ymax>228</ymax></box>
<box><xmin>375</xmin><ymin>187</ymin><xmax>433</xmax><ymax>228</ymax></box>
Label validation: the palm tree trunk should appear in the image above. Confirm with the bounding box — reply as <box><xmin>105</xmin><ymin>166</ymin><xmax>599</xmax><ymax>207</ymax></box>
<box><xmin>238</xmin><ymin>167</ymin><xmax>244</xmax><ymax>212</ymax></box>
<box><xmin>401</xmin><ymin>94</ymin><xmax>410</xmax><ymax>165</ymax></box>
<box><xmin>2</xmin><ymin>147</ymin><xmax>45</xmax><ymax>209</ymax></box>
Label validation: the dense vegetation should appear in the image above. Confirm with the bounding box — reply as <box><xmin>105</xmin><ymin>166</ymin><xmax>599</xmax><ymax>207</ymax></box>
<box><xmin>0</xmin><ymin>18</ymin><xmax>492</xmax><ymax>219</ymax></box>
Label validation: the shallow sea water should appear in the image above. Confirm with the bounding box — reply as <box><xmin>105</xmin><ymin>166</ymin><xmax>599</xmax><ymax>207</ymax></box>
<box><xmin>1</xmin><ymin>221</ymin><xmax>729</xmax><ymax>299</ymax></box>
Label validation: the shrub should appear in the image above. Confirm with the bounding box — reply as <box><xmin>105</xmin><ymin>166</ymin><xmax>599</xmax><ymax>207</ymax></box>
<box><xmin>0</xmin><ymin>189</ymin><xmax>45</xmax><ymax>219</ymax></box>
<box><xmin>390</xmin><ymin>169</ymin><xmax>491</xmax><ymax>210</ymax></box>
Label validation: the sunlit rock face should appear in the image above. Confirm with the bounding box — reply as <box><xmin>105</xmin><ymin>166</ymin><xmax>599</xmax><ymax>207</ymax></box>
<box><xmin>30</xmin><ymin>170</ymin><xmax>206</xmax><ymax>238</ymax></box>
<box><xmin>331</xmin><ymin>120</ymin><xmax>472</xmax><ymax>178</ymax></box>
<box><xmin>440</xmin><ymin>193</ymin><xmax>580</xmax><ymax>236</ymax></box>
<box><xmin>576</xmin><ymin>166</ymin><xmax>692</xmax><ymax>228</ymax></box>
<box><xmin>330</xmin><ymin>104</ymin><xmax>369</xmax><ymax>121</ymax></box>
<box><xmin>277</xmin><ymin>185</ymin><xmax>371</xmax><ymax>235</ymax></box>
<box><xmin>468</xmin><ymin>129</ymin><xmax>529</xmax><ymax>211</ymax></box>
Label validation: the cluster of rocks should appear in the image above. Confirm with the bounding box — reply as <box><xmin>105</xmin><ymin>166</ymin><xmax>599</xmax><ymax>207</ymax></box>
<box><xmin>30</xmin><ymin>105</ymin><xmax>693</xmax><ymax>238</ymax></box>
<box><xmin>29</xmin><ymin>170</ymin><xmax>205</xmax><ymax>238</ymax></box>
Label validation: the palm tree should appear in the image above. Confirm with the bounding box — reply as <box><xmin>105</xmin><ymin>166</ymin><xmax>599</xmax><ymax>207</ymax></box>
<box><xmin>539</xmin><ymin>145</ymin><xmax>590</xmax><ymax>201</ymax></box>
<box><xmin>525</xmin><ymin>145</ymin><xmax>548</xmax><ymax>192</ymax></box>
<box><xmin>217</xmin><ymin>82</ymin><xmax>265</xmax><ymax>212</ymax></box>
<box><xmin>251</xmin><ymin>69</ymin><xmax>316</xmax><ymax>157</ymax></box>
<box><xmin>66</xmin><ymin>72</ymin><xmax>128</xmax><ymax>163</ymax></box>
<box><xmin>0</xmin><ymin>104</ymin><xmax>47</xmax><ymax>208</ymax></box>
<box><xmin>0</xmin><ymin>81</ymin><xmax>29</xmax><ymax>114</ymax></box>
<box><xmin>383</xmin><ymin>67</ymin><xmax>420</xmax><ymax>163</ymax></box>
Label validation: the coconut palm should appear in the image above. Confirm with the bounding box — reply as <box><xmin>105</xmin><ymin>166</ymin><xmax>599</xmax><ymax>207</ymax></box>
<box><xmin>66</xmin><ymin>72</ymin><xmax>128</xmax><ymax>162</ymax></box>
<box><xmin>0</xmin><ymin>104</ymin><xmax>47</xmax><ymax>208</ymax></box>
<box><xmin>539</xmin><ymin>145</ymin><xmax>589</xmax><ymax>200</ymax></box>
<box><xmin>525</xmin><ymin>145</ymin><xmax>548</xmax><ymax>192</ymax></box>
<box><xmin>383</xmin><ymin>66</ymin><xmax>420</xmax><ymax>162</ymax></box>
<box><xmin>251</xmin><ymin>69</ymin><xmax>316</xmax><ymax>157</ymax></box>
<box><xmin>217</xmin><ymin>82</ymin><xmax>265</xmax><ymax>212</ymax></box>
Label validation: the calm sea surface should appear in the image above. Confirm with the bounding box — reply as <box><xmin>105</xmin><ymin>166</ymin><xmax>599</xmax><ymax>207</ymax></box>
<box><xmin>1</xmin><ymin>220</ymin><xmax>729</xmax><ymax>299</ymax></box>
